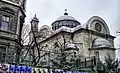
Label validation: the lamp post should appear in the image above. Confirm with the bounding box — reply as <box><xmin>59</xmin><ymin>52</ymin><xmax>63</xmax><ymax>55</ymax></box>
<box><xmin>95</xmin><ymin>51</ymin><xmax>99</xmax><ymax>60</ymax></box>
<box><xmin>73</xmin><ymin>52</ymin><xmax>76</xmax><ymax>70</ymax></box>
<box><xmin>47</xmin><ymin>48</ymin><xmax>50</xmax><ymax>73</ymax></box>
<box><xmin>48</xmin><ymin>51</ymin><xmax>50</xmax><ymax>72</ymax></box>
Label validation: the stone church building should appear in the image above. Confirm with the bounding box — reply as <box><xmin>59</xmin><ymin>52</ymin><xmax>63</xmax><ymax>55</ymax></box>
<box><xmin>0</xmin><ymin>0</ymin><xmax>116</xmax><ymax>72</ymax></box>
<box><xmin>28</xmin><ymin>11</ymin><xmax>116</xmax><ymax>69</ymax></box>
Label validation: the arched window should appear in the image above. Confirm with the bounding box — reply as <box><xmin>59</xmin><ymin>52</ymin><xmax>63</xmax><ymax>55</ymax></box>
<box><xmin>76</xmin><ymin>22</ymin><xmax>80</xmax><ymax>26</ymax></box>
<box><xmin>54</xmin><ymin>23</ymin><xmax>57</xmax><ymax>30</ymax></box>
<box><xmin>0</xmin><ymin>7</ymin><xmax>15</xmax><ymax>31</ymax></box>
<box><xmin>0</xmin><ymin>15</ymin><xmax>10</xmax><ymax>31</ymax></box>
<box><xmin>58</xmin><ymin>21</ymin><xmax>61</xmax><ymax>27</ymax></box>
<box><xmin>66</xmin><ymin>21</ymin><xmax>69</xmax><ymax>27</ymax></box>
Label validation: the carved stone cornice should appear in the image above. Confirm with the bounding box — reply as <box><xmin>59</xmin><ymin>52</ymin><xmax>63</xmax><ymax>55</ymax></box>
<box><xmin>88</xmin><ymin>47</ymin><xmax>116</xmax><ymax>51</ymax></box>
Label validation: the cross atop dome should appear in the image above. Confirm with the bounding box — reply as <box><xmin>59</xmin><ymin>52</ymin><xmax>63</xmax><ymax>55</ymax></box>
<box><xmin>64</xmin><ymin>9</ymin><xmax>68</xmax><ymax>15</ymax></box>
<box><xmin>34</xmin><ymin>13</ymin><xmax>37</xmax><ymax>18</ymax></box>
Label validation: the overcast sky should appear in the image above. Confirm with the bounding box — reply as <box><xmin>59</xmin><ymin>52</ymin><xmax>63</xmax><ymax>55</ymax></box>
<box><xmin>25</xmin><ymin>0</ymin><xmax>120</xmax><ymax>50</ymax></box>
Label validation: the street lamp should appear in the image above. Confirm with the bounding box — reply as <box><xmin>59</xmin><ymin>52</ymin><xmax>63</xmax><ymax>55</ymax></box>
<box><xmin>95</xmin><ymin>51</ymin><xmax>99</xmax><ymax>60</ymax></box>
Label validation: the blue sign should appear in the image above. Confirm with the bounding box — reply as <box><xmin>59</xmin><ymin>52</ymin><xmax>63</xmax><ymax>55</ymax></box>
<box><xmin>26</xmin><ymin>66</ymin><xmax>32</xmax><ymax>71</ymax></box>
<box><xmin>79</xmin><ymin>71</ymin><xmax>88</xmax><ymax>73</ymax></box>
<box><xmin>9</xmin><ymin>65</ymin><xmax>15</xmax><ymax>71</ymax></box>
<box><xmin>15</xmin><ymin>66</ymin><xmax>21</xmax><ymax>71</ymax></box>
<box><xmin>67</xmin><ymin>71</ymin><xmax>72</xmax><ymax>73</ymax></box>
<box><xmin>66</xmin><ymin>71</ymin><xmax>88</xmax><ymax>73</ymax></box>
<box><xmin>21</xmin><ymin>66</ymin><xmax>26</xmax><ymax>71</ymax></box>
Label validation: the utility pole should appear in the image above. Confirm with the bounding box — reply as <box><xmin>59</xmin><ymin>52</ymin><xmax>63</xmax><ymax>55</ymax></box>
<box><xmin>94</xmin><ymin>51</ymin><xmax>99</xmax><ymax>73</ymax></box>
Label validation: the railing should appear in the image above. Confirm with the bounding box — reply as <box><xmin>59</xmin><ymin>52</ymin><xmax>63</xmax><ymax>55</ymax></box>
<box><xmin>69</xmin><ymin>56</ymin><xmax>96</xmax><ymax>70</ymax></box>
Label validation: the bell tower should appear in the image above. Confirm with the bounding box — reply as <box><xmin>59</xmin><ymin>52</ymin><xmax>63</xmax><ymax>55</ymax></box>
<box><xmin>29</xmin><ymin>14</ymin><xmax>39</xmax><ymax>44</ymax></box>
<box><xmin>30</xmin><ymin>14</ymin><xmax>39</xmax><ymax>32</ymax></box>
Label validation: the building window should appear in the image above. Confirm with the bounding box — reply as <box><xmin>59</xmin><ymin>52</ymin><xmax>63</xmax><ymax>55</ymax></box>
<box><xmin>0</xmin><ymin>16</ymin><xmax>10</xmax><ymax>31</ymax></box>
<box><xmin>0</xmin><ymin>47</ymin><xmax>6</xmax><ymax>62</ymax></box>
<box><xmin>7</xmin><ymin>52</ymin><xmax>14</xmax><ymax>63</ymax></box>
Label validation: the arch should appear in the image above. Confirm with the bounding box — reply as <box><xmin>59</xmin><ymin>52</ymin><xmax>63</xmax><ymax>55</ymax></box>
<box><xmin>86</xmin><ymin>16</ymin><xmax>110</xmax><ymax>34</ymax></box>
<box><xmin>40</xmin><ymin>25</ymin><xmax>52</xmax><ymax>31</ymax></box>
<box><xmin>39</xmin><ymin>25</ymin><xmax>53</xmax><ymax>38</ymax></box>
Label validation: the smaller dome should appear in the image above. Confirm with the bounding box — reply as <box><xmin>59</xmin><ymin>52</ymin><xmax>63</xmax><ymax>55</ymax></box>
<box><xmin>92</xmin><ymin>38</ymin><xmax>112</xmax><ymax>48</ymax></box>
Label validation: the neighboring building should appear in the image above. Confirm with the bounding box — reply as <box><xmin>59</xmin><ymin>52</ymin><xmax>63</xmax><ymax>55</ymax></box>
<box><xmin>0</xmin><ymin>0</ymin><xmax>26</xmax><ymax>64</ymax></box>
<box><xmin>28</xmin><ymin>11</ymin><xmax>116</xmax><ymax>69</ymax></box>
<box><xmin>115</xmin><ymin>31</ymin><xmax>120</xmax><ymax>60</ymax></box>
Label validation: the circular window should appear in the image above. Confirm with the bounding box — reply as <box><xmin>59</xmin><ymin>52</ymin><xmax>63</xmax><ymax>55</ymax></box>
<box><xmin>95</xmin><ymin>23</ymin><xmax>102</xmax><ymax>32</ymax></box>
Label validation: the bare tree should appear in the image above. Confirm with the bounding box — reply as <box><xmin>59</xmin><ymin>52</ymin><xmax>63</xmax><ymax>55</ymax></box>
<box><xmin>21</xmin><ymin>24</ymin><xmax>30</xmax><ymax>45</ymax></box>
<box><xmin>29</xmin><ymin>22</ymin><xmax>47</xmax><ymax>66</ymax></box>
<box><xmin>50</xmin><ymin>34</ymin><xmax>78</xmax><ymax>70</ymax></box>
<box><xmin>20</xmin><ymin>23</ymin><xmax>48</xmax><ymax>66</ymax></box>
<box><xmin>20</xmin><ymin>24</ymin><xmax>30</xmax><ymax>64</ymax></box>
<box><xmin>95</xmin><ymin>54</ymin><xmax>119</xmax><ymax>73</ymax></box>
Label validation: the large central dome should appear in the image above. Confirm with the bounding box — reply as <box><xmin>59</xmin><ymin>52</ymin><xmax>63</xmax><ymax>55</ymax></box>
<box><xmin>52</xmin><ymin>12</ymin><xmax>81</xmax><ymax>30</ymax></box>
<box><xmin>55</xmin><ymin>15</ymin><xmax>77</xmax><ymax>21</ymax></box>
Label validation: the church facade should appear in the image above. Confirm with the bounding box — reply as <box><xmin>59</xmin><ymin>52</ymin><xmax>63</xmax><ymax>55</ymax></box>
<box><xmin>0</xmin><ymin>0</ymin><xmax>26</xmax><ymax>64</ymax></box>
<box><xmin>28</xmin><ymin>11</ymin><xmax>115</xmax><ymax>69</ymax></box>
